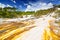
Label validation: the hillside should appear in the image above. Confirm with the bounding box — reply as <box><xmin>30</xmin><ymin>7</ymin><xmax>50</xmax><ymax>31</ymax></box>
<box><xmin>0</xmin><ymin>5</ymin><xmax>60</xmax><ymax>18</ymax></box>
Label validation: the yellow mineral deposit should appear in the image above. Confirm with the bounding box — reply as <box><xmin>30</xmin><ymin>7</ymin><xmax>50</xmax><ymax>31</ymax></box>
<box><xmin>0</xmin><ymin>15</ymin><xmax>60</xmax><ymax>40</ymax></box>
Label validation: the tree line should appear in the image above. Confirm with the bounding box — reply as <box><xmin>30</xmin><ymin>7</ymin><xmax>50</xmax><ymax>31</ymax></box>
<box><xmin>0</xmin><ymin>5</ymin><xmax>60</xmax><ymax>18</ymax></box>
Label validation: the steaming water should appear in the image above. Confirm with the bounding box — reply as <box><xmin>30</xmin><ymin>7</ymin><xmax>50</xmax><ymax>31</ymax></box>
<box><xmin>0</xmin><ymin>18</ymin><xmax>4</xmax><ymax>24</ymax></box>
<box><xmin>13</xmin><ymin>13</ymin><xmax>57</xmax><ymax>40</ymax></box>
<box><xmin>0</xmin><ymin>13</ymin><xmax>59</xmax><ymax>40</ymax></box>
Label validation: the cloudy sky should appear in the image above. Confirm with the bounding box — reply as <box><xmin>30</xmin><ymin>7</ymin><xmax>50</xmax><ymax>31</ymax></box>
<box><xmin>0</xmin><ymin>0</ymin><xmax>60</xmax><ymax>11</ymax></box>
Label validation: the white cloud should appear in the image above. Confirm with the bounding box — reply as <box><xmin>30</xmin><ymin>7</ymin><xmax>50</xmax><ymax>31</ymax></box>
<box><xmin>13</xmin><ymin>1</ymin><xmax>16</xmax><ymax>3</ymax></box>
<box><xmin>0</xmin><ymin>3</ymin><xmax>13</xmax><ymax>8</ymax></box>
<box><xmin>6</xmin><ymin>4</ymin><xmax>13</xmax><ymax>7</ymax></box>
<box><xmin>11</xmin><ymin>0</ymin><xmax>16</xmax><ymax>3</ymax></box>
<box><xmin>25</xmin><ymin>2</ymin><xmax>53</xmax><ymax>12</ymax></box>
<box><xmin>0</xmin><ymin>3</ymin><xmax>6</xmax><ymax>8</ymax></box>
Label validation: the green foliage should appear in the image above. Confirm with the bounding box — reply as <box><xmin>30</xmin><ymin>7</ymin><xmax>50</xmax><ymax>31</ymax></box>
<box><xmin>34</xmin><ymin>8</ymin><xmax>55</xmax><ymax>18</ymax></box>
<box><xmin>0</xmin><ymin>5</ymin><xmax>59</xmax><ymax>18</ymax></box>
<box><xmin>54</xmin><ymin>10</ymin><xmax>60</xmax><ymax>18</ymax></box>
